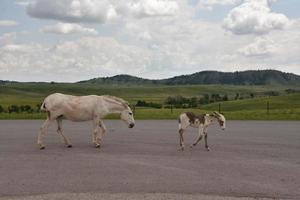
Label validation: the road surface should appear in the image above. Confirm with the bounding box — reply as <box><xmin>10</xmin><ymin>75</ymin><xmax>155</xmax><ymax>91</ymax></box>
<box><xmin>0</xmin><ymin>120</ymin><xmax>299</xmax><ymax>199</ymax></box>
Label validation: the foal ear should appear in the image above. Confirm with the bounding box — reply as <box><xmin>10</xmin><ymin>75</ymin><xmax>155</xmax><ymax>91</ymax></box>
<box><xmin>212</xmin><ymin>111</ymin><xmax>219</xmax><ymax>117</ymax></box>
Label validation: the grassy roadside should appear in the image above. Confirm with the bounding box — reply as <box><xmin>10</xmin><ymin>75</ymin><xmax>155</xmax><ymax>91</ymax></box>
<box><xmin>1</xmin><ymin>108</ymin><xmax>299</xmax><ymax>120</ymax></box>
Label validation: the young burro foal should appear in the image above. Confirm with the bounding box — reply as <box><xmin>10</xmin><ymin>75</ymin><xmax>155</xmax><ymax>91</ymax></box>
<box><xmin>38</xmin><ymin>93</ymin><xmax>135</xmax><ymax>149</ymax></box>
<box><xmin>178</xmin><ymin>111</ymin><xmax>226</xmax><ymax>151</ymax></box>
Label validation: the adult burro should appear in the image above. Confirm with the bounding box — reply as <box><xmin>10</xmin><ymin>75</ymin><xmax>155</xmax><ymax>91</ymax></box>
<box><xmin>37</xmin><ymin>93</ymin><xmax>135</xmax><ymax>150</ymax></box>
<box><xmin>178</xmin><ymin>111</ymin><xmax>226</xmax><ymax>151</ymax></box>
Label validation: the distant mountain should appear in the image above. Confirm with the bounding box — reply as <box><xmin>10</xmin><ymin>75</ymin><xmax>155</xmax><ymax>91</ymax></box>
<box><xmin>79</xmin><ymin>70</ymin><xmax>300</xmax><ymax>85</ymax></box>
<box><xmin>79</xmin><ymin>74</ymin><xmax>156</xmax><ymax>85</ymax></box>
<box><xmin>0</xmin><ymin>80</ymin><xmax>18</xmax><ymax>84</ymax></box>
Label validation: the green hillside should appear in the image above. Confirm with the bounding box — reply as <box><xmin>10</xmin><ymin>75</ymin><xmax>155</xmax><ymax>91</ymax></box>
<box><xmin>0</xmin><ymin>82</ymin><xmax>299</xmax><ymax>120</ymax></box>
<box><xmin>0</xmin><ymin>82</ymin><xmax>297</xmax><ymax>107</ymax></box>
<box><xmin>79</xmin><ymin>70</ymin><xmax>300</xmax><ymax>85</ymax></box>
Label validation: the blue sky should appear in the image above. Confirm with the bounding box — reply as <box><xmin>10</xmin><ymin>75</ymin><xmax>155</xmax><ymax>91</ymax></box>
<box><xmin>0</xmin><ymin>0</ymin><xmax>299</xmax><ymax>82</ymax></box>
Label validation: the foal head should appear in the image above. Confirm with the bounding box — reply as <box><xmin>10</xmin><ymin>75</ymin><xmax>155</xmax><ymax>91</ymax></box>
<box><xmin>212</xmin><ymin>111</ymin><xmax>226</xmax><ymax>130</ymax></box>
<box><xmin>120</xmin><ymin>106</ymin><xmax>135</xmax><ymax>128</ymax></box>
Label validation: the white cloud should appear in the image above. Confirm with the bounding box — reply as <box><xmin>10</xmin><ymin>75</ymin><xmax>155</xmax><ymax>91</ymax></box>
<box><xmin>0</xmin><ymin>20</ymin><xmax>18</xmax><ymax>26</ymax></box>
<box><xmin>197</xmin><ymin>0</ymin><xmax>241</xmax><ymax>10</ymax></box>
<box><xmin>238</xmin><ymin>36</ymin><xmax>276</xmax><ymax>56</ymax></box>
<box><xmin>27</xmin><ymin>0</ymin><xmax>118</xmax><ymax>23</ymax></box>
<box><xmin>40</xmin><ymin>23</ymin><xmax>98</xmax><ymax>35</ymax></box>
<box><xmin>223</xmin><ymin>0</ymin><xmax>289</xmax><ymax>35</ymax></box>
<box><xmin>15</xmin><ymin>0</ymin><xmax>33</xmax><ymax>7</ymax></box>
<box><xmin>2</xmin><ymin>0</ymin><xmax>300</xmax><ymax>81</ymax></box>
<box><xmin>1</xmin><ymin>44</ymin><xmax>32</xmax><ymax>52</ymax></box>
<box><xmin>26</xmin><ymin>0</ymin><xmax>179</xmax><ymax>24</ymax></box>
<box><xmin>124</xmin><ymin>0</ymin><xmax>179</xmax><ymax>17</ymax></box>
<box><xmin>0</xmin><ymin>37</ymin><xmax>153</xmax><ymax>81</ymax></box>
<box><xmin>0</xmin><ymin>32</ymin><xmax>16</xmax><ymax>46</ymax></box>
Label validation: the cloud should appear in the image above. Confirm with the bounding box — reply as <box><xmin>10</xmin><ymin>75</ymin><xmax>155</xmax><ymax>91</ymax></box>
<box><xmin>26</xmin><ymin>0</ymin><xmax>179</xmax><ymax>23</ymax></box>
<box><xmin>27</xmin><ymin>0</ymin><xmax>118</xmax><ymax>23</ymax></box>
<box><xmin>2</xmin><ymin>0</ymin><xmax>300</xmax><ymax>81</ymax></box>
<box><xmin>40</xmin><ymin>23</ymin><xmax>98</xmax><ymax>35</ymax></box>
<box><xmin>1</xmin><ymin>44</ymin><xmax>32</xmax><ymax>52</ymax></box>
<box><xmin>15</xmin><ymin>0</ymin><xmax>33</xmax><ymax>7</ymax></box>
<box><xmin>197</xmin><ymin>0</ymin><xmax>241</xmax><ymax>10</ymax></box>
<box><xmin>0</xmin><ymin>37</ymin><xmax>153</xmax><ymax>81</ymax></box>
<box><xmin>238</xmin><ymin>36</ymin><xmax>276</xmax><ymax>57</ymax></box>
<box><xmin>0</xmin><ymin>32</ymin><xmax>16</xmax><ymax>46</ymax></box>
<box><xmin>124</xmin><ymin>0</ymin><xmax>179</xmax><ymax>17</ymax></box>
<box><xmin>0</xmin><ymin>20</ymin><xmax>18</xmax><ymax>26</ymax></box>
<box><xmin>223</xmin><ymin>0</ymin><xmax>289</xmax><ymax>34</ymax></box>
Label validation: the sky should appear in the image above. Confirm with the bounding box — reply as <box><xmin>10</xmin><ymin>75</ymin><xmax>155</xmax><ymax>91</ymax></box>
<box><xmin>0</xmin><ymin>0</ymin><xmax>299</xmax><ymax>82</ymax></box>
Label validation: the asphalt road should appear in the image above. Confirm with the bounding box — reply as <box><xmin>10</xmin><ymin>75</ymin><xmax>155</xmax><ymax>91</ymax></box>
<box><xmin>0</xmin><ymin>120</ymin><xmax>299</xmax><ymax>199</ymax></box>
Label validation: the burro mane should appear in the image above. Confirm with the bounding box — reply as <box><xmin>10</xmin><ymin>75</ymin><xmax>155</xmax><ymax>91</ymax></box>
<box><xmin>102</xmin><ymin>95</ymin><xmax>129</xmax><ymax>107</ymax></box>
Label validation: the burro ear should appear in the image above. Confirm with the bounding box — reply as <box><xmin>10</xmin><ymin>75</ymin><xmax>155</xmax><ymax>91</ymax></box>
<box><xmin>213</xmin><ymin>111</ymin><xmax>222</xmax><ymax>118</ymax></box>
<box><xmin>128</xmin><ymin>104</ymin><xmax>133</xmax><ymax>110</ymax></box>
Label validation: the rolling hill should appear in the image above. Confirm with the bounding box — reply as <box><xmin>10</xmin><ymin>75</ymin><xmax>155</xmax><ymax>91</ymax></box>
<box><xmin>79</xmin><ymin>70</ymin><xmax>300</xmax><ymax>85</ymax></box>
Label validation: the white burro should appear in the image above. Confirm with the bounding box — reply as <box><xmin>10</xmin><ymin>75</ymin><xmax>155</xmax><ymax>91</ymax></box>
<box><xmin>37</xmin><ymin>93</ymin><xmax>135</xmax><ymax>150</ymax></box>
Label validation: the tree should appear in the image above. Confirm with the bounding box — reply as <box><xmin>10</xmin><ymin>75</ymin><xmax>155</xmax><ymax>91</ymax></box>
<box><xmin>190</xmin><ymin>97</ymin><xmax>198</xmax><ymax>108</ymax></box>
<box><xmin>136</xmin><ymin>100</ymin><xmax>147</xmax><ymax>107</ymax></box>
<box><xmin>36</xmin><ymin>103</ymin><xmax>42</xmax><ymax>112</ymax></box>
<box><xmin>8</xmin><ymin>105</ymin><xmax>19</xmax><ymax>113</ymax></box>
<box><xmin>198</xmin><ymin>94</ymin><xmax>210</xmax><ymax>105</ymax></box>
<box><xmin>211</xmin><ymin>93</ymin><xmax>222</xmax><ymax>103</ymax></box>
<box><xmin>235</xmin><ymin>93</ymin><xmax>240</xmax><ymax>100</ymax></box>
<box><xmin>222</xmin><ymin>94</ymin><xmax>228</xmax><ymax>101</ymax></box>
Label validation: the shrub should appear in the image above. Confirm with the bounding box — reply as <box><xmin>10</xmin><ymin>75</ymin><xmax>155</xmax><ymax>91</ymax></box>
<box><xmin>8</xmin><ymin>105</ymin><xmax>20</xmax><ymax>113</ymax></box>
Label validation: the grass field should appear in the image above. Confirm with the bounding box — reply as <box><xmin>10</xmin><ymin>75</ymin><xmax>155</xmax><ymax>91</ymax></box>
<box><xmin>0</xmin><ymin>81</ymin><xmax>299</xmax><ymax>120</ymax></box>
<box><xmin>0</xmin><ymin>82</ymin><xmax>298</xmax><ymax>106</ymax></box>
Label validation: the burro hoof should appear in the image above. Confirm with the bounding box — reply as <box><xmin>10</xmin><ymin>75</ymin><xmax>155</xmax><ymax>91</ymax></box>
<box><xmin>39</xmin><ymin>145</ymin><xmax>45</xmax><ymax>150</ymax></box>
<box><xmin>95</xmin><ymin>144</ymin><xmax>101</xmax><ymax>148</ymax></box>
<box><xmin>178</xmin><ymin>146</ymin><xmax>184</xmax><ymax>151</ymax></box>
<box><xmin>67</xmin><ymin>144</ymin><xmax>73</xmax><ymax>148</ymax></box>
<box><xmin>206</xmin><ymin>147</ymin><xmax>210</xmax><ymax>151</ymax></box>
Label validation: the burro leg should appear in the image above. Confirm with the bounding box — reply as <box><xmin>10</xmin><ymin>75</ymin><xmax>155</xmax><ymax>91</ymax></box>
<box><xmin>37</xmin><ymin>118</ymin><xmax>52</xmax><ymax>149</ymax></box>
<box><xmin>56</xmin><ymin>118</ymin><xmax>72</xmax><ymax>148</ymax></box>
<box><xmin>93</xmin><ymin>117</ymin><xmax>101</xmax><ymax>148</ymax></box>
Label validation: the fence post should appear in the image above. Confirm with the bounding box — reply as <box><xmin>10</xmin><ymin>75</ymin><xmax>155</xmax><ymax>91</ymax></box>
<box><xmin>267</xmin><ymin>101</ymin><xmax>269</xmax><ymax>115</ymax></box>
<box><xmin>218</xmin><ymin>103</ymin><xmax>221</xmax><ymax>113</ymax></box>
<box><xmin>171</xmin><ymin>104</ymin><xmax>173</xmax><ymax>113</ymax></box>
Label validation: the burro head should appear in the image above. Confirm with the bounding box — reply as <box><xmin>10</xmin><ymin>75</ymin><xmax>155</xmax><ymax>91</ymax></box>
<box><xmin>120</xmin><ymin>106</ymin><xmax>135</xmax><ymax>128</ymax></box>
<box><xmin>213</xmin><ymin>111</ymin><xmax>226</xmax><ymax>130</ymax></box>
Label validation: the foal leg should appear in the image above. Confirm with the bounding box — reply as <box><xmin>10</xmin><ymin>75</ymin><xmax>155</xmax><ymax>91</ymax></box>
<box><xmin>178</xmin><ymin>128</ymin><xmax>185</xmax><ymax>151</ymax></box>
<box><xmin>56</xmin><ymin>118</ymin><xmax>72</xmax><ymax>148</ymax></box>
<box><xmin>191</xmin><ymin>125</ymin><xmax>204</xmax><ymax>148</ymax></box>
<box><xmin>204</xmin><ymin>133</ymin><xmax>210</xmax><ymax>151</ymax></box>
<box><xmin>37</xmin><ymin>118</ymin><xmax>52</xmax><ymax>149</ymax></box>
<box><xmin>178</xmin><ymin>122</ymin><xmax>189</xmax><ymax>151</ymax></box>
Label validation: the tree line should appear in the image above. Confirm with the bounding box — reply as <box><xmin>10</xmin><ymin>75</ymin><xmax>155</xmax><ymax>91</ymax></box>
<box><xmin>134</xmin><ymin>93</ymin><xmax>230</xmax><ymax>109</ymax></box>
<box><xmin>0</xmin><ymin>104</ymin><xmax>41</xmax><ymax>113</ymax></box>
<box><xmin>134</xmin><ymin>90</ymin><xmax>285</xmax><ymax>109</ymax></box>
